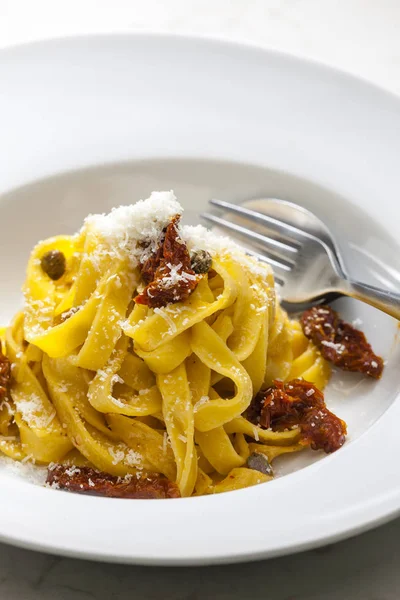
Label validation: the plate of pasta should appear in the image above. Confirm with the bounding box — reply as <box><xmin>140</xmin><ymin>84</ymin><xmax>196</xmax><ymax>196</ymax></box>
<box><xmin>0</xmin><ymin>34</ymin><xmax>400</xmax><ymax>565</ymax></box>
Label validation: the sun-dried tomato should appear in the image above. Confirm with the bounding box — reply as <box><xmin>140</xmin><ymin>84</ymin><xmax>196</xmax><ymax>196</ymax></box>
<box><xmin>301</xmin><ymin>306</ymin><xmax>384</xmax><ymax>379</ymax></box>
<box><xmin>139</xmin><ymin>240</ymin><xmax>165</xmax><ymax>284</ymax></box>
<box><xmin>46</xmin><ymin>465</ymin><xmax>180</xmax><ymax>499</ymax></box>
<box><xmin>247</xmin><ymin>379</ymin><xmax>346</xmax><ymax>454</ymax></box>
<box><xmin>300</xmin><ymin>406</ymin><xmax>347</xmax><ymax>454</ymax></box>
<box><xmin>135</xmin><ymin>216</ymin><xmax>199</xmax><ymax>309</ymax></box>
<box><xmin>0</xmin><ymin>343</ymin><xmax>11</xmax><ymax>402</ymax></box>
<box><xmin>257</xmin><ymin>379</ymin><xmax>325</xmax><ymax>429</ymax></box>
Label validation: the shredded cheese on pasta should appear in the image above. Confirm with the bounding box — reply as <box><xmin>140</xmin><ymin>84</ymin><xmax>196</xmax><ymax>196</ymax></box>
<box><xmin>0</xmin><ymin>192</ymin><xmax>331</xmax><ymax>496</ymax></box>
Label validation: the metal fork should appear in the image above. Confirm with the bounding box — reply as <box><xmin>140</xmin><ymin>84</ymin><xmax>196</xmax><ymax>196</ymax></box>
<box><xmin>202</xmin><ymin>199</ymin><xmax>400</xmax><ymax>320</ymax></box>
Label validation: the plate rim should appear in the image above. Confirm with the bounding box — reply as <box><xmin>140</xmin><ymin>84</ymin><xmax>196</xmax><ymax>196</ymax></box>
<box><xmin>2</xmin><ymin>29</ymin><xmax>400</xmax><ymax>104</ymax></box>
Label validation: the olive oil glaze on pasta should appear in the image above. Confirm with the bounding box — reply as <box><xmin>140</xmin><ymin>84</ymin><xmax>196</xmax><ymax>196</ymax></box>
<box><xmin>0</xmin><ymin>192</ymin><xmax>383</xmax><ymax>498</ymax></box>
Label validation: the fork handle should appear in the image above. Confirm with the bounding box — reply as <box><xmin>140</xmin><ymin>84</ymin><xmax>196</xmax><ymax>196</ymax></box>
<box><xmin>340</xmin><ymin>279</ymin><xmax>400</xmax><ymax>320</ymax></box>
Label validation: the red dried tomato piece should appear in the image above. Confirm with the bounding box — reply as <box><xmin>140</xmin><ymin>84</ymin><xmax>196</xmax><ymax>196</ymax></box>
<box><xmin>301</xmin><ymin>306</ymin><xmax>384</xmax><ymax>379</ymax></box>
<box><xmin>135</xmin><ymin>215</ymin><xmax>199</xmax><ymax>309</ymax></box>
<box><xmin>248</xmin><ymin>379</ymin><xmax>347</xmax><ymax>454</ymax></box>
<box><xmin>139</xmin><ymin>240</ymin><xmax>165</xmax><ymax>285</ymax></box>
<box><xmin>46</xmin><ymin>465</ymin><xmax>180</xmax><ymax>499</ymax></box>
<box><xmin>258</xmin><ymin>379</ymin><xmax>325</xmax><ymax>429</ymax></box>
<box><xmin>0</xmin><ymin>343</ymin><xmax>11</xmax><ymax>402</ymax></box>
<box><xmin>301</xmin><ymin>406</ymin><xmax>347</xmax><ymax>454</ymax></box>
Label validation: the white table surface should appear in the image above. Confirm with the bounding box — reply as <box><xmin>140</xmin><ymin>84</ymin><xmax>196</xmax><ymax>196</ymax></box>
<box><xmin>1</xmin><ymin>0</ymin><xmax>400</xmax><ymax>598</ymax></box>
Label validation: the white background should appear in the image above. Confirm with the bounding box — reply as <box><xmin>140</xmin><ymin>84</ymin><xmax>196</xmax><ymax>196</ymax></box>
<box><xmin>1</xmin><ymin>1</ymin><xmax>400</xmax><ymax>598</ymax></box>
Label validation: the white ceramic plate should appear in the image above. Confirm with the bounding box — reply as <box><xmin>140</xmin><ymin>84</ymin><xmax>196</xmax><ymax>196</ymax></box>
<box><xmin>0</xmin><ymin>34</ymin><xmax>400</xmax><ymax>565</ymax></box>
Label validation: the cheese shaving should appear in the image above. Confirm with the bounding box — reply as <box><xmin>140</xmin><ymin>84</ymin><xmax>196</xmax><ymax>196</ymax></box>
<box><xmin>84</xmin><ymin>191</ymin><xmax>181</xmax><ymax>267</ymax></box>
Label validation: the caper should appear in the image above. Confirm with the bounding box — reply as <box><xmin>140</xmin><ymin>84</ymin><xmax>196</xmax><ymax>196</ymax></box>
<box><xmin>190</xmin><ymin>250</ymin><xmax>212</xmax><ymax>274</ymax></box>
<box><xmin>247</xmin><ymin>452</ymin><xmax>273</xmax><ymax>476</ymax></box>
<box><xmin>41</xmin><ymin>250</ymin><xmax>66</xmax><ymax>280</ymax></box>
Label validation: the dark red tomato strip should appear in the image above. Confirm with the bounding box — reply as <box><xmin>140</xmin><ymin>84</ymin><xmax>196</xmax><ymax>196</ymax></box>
<box><xmin>301</xmin><ymin>305</ymin><xmax>384</xmax><ymax>379</ymax></box>
<box><xmin>135</xmin><ymin>215</ymin><xmax>198</xmax><ymax>309</ymax></box>
<box><xmin>247</xmin><ymin>379</ymin><xmax>347</xmax><ymax>454</ymax></box>
<box><xmin>46</xmin><ymin>465</ymin><xmax>180</xmax><ymax>499</ymax></box>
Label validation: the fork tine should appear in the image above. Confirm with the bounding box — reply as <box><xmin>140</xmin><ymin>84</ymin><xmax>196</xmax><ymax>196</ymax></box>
<box><xmin>244</xmin><ymin>248</ymin><xmax>286</xmax><ymax>286</ymax></box>
<box><xmin>209</xmin><ymin>198</ymin><xmax>309</xmax><ymax>244</ymax></box>
<box><xmin>201</xmin><ymin>213</ymin><xmax>296</xmax><ymax>270</ymax></box>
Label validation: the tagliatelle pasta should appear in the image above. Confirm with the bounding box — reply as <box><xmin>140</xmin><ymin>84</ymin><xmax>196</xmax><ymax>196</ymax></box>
<box><xmin>0</xmin><ymin>191</ymin><xmax>351</xmax><ymax>499</ymax></box>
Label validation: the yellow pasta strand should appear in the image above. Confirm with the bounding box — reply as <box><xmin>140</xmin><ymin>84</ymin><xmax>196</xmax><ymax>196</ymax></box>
<box><xmin>106</xmin><ymin>414</ymin><xmax>176</xmax><ymax>481</ymax></box>
<box><xmin>127</xmin><ymin>258</ymin><xmax>238</xmax><ymax>352</ymax></box>
<box><xmin>157</xmin><ymin>364</ymin><xmax>197</xmax><ymax>496</ymax></box>
<box><xmin>191</xmin><ymin>321</ymin><xmax>253</xmax><ymax>431</ymax></box>
<box><xmin>75</xmin><ymin>264</ymin><xmax>136</xmax><ymax>370</ymax></box>
<box><xmin>1</xmin><ymin>202</ymin><xmax>335</xmax><ymax>498</ymax></box>
<box><xmin>196</xmin><ymin>426</ymin><xmax>245</xmax><ymax>475</ymax></box>
<box><xmin>43</xmin><ymin>356</ymin><xmax>141</xmax><ymax>476</ymax></box>
<box><xmin>212</xmin><ymin>467</ymin><xmax>272</xmax><ymax>494</ymax></box>
<box><xmin>224</xmin><ymin>416</ymin><xmax>300</xmax><ymax>445</ymax></box>
<box><xmin>88</xmin><ymin>337</ymin><xmax>162</xmax><ymax>417</ymax></box>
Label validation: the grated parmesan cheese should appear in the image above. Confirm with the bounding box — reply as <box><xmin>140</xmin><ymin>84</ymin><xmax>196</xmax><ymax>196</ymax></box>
<box><xmin>0</xmin><ymin>454</ymin><xmax>47</xmax><ymax>485</ymax></box>
<box><xmin>352</xmin><ymin>317</ymin><xmax>363</xmax><ymax>328</ymax></box>
<box><xmin>84</xmin><ymin>191</ymin><xmax>274</xmax><ymax>282</ymax></box>
<box><xmin>54</xmin><ymin>382</ymin><xmax>70</xmax><ymax>393</ymax></box>
<box><xmin>14</xmin><ymin>394</ymin><xmax>54</xmax><ymax>429</ymax></box>
<box><xmin>84</xmin><ymin>191</ymin><xmax>181</xmax><ymax>267</ymax></box>
<box><xmin>158</xmin><ymin>262</ymin><xmax>198</xmax><ymax>290</ymax></box>
<box><xmin>125</xmin><ymin>449</ymin><xmax>143</xmax><ymax>468</ymax></box>
<box><xmin>21</xmin><ymin>454</ymin><xmax>35</xmax><ymax>464</ymax></box>
<box><xmin>64</xmin><ymin>466</ymin><xmax>81</xmax><ymax>477</ymax></box>
<box><xmin>162</xmin><ymin>432</ymin><xmax>172</xmax><ymax>453</ymax></box>
<box><xmin>108</xmin><ymin>446</ymin><xmax>143</xmax><ymax>468</ymax></box>
<box><xmin>138</xmin><ymin>388</ymin><xmax>150</xmax><ymax>396</ymax></box>
<box><xmin>110</xmin><ymin>396</ymin><xmax>126</xmax><ymax>408</ymax></box>
<box><xmin>194</xmin><ymin>395</ymin><xmax>209</xmax><ymax>413</ymax></box>
<box><xmin>76</xmin><ymin>192</ymin><xmax>275</xmax><ymax>302</ymax></box>
<box><xmin>320</xmin><ymin>340</ymin><xmax>346</xmax><ymax>354</ymax></box>
<box><xmin>153</xmin><ymin>307</ymin><xmax>177</xmax><ymax>334</ymax></box>
<box><xmin>108</xmin><ymin>447</ymin><xmax>125</xmax><ymax>465</ymax></box>
<box><xmin>0</xmin><ymin>401</ymin><xmax>13</xmax><ymax>415</ymax></box>
<box><xmin>43</xmin><ymin>410</ymin><xmax>56</xmax><ymax>428</ymax></box>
